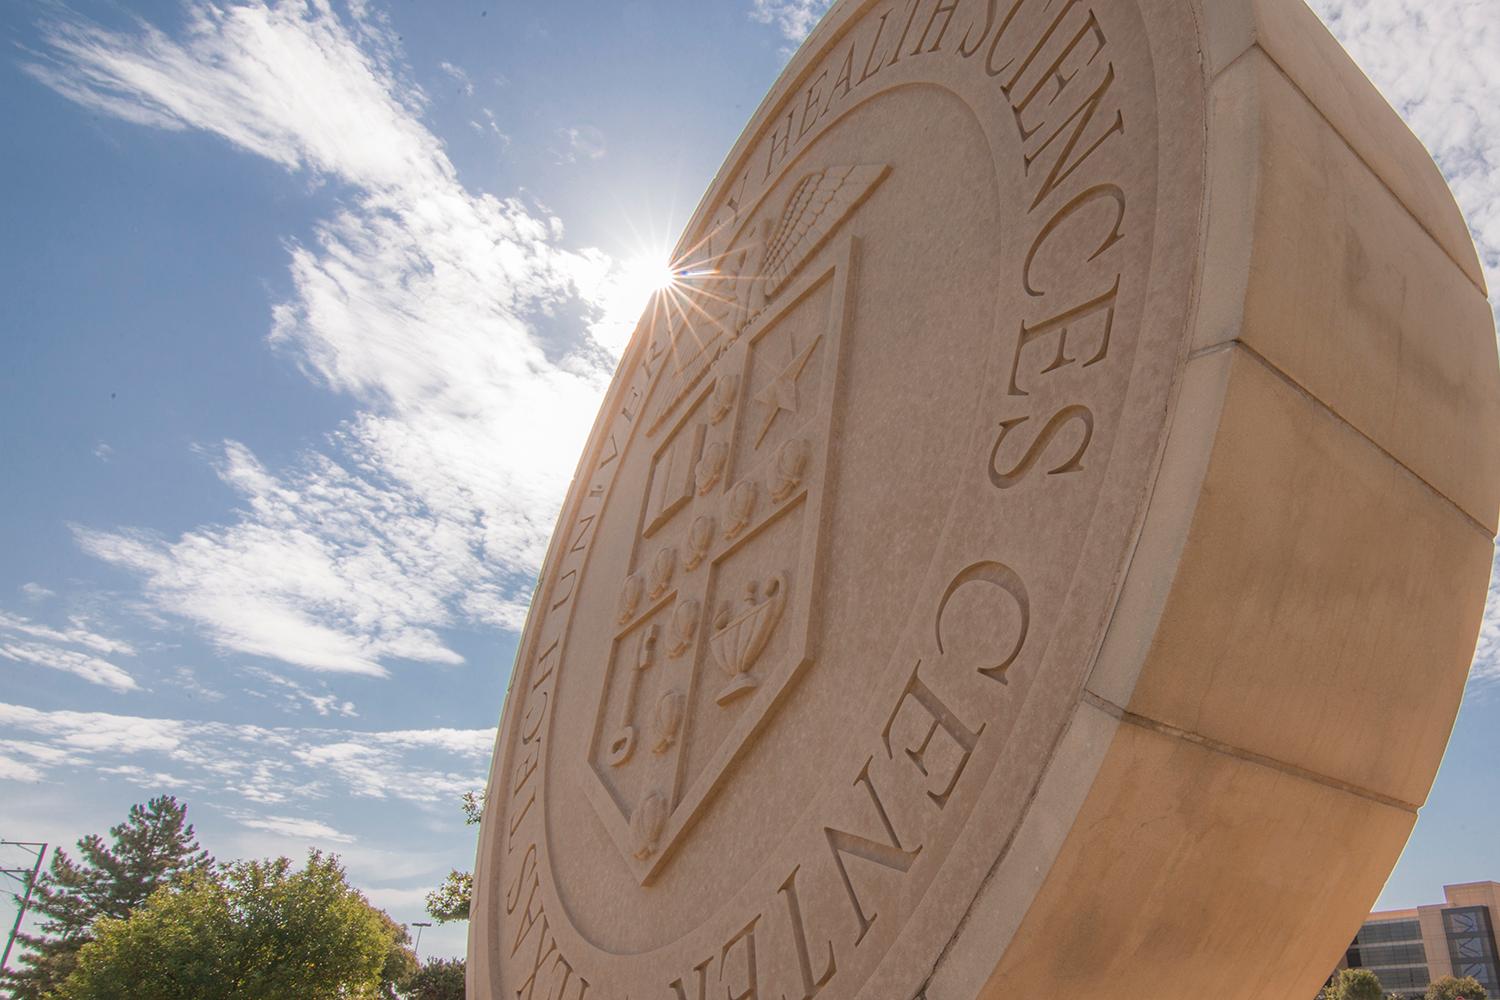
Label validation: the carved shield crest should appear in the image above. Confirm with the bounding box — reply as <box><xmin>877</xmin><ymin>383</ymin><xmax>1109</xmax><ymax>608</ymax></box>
<box><xmin>582</xmin><ymin>165</ymin><xmax>889</xmax><ymax>883</ymax></box>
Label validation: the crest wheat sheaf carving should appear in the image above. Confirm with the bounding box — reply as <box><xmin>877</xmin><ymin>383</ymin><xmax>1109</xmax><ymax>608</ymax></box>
<box><xmin>469</xmin><ymin>1</ymin><xmax>1500</xmax><ymax>998</ymax></box>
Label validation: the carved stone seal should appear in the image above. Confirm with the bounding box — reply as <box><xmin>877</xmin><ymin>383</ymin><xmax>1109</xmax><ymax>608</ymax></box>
<box><xmin>469</xmin><ymin>1</ymin><xmax>1500</xmax><ymax>998</ymax></box>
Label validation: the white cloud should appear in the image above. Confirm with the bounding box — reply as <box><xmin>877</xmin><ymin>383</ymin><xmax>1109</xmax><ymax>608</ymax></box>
<box><xmin>0</xmin><ymin>754</ymin><xmax>45</xmax><ymax>783</ymax></box>
<box><xmin>556</xmin><ymin>124</ymin><xmax>606</xmax><ymax>162</ymax></box>
<box><xmin>0</xmin><ymin>701</ymin><xmax>494</xmax><ymax>808</ymax></box>
<box><xmin>26</xmin><ymin>1</ymin><xmax>654</xmax><ymax>676</ymax></box>
<box><xmin>245</xmin><ymin>666</ymin><xmax>357</xmax><ymax>717</ymax></box>
<box><xmin>1308</xmin><ymin>0</ymin><xmax>1500</xmax><ymax>293</ymax></box>
<box><xmin>0</xmin><ymin>610</ymin><xmax>138</xmax><ymax>691</ymax></box>
<box><xmin>0</xmin><ymin>642</ymin><xmax>138</xmax><ymax>693</ymax></box>
<box><xmin>240</xmin><ymin>814</ymin><xmax>354</xmax><ymax>843</ymax></box>
<box><xmin>173</xmin><ymin>665</ymin><xmax>227</xmax><ymax>703</ymax></box>
<box><xmin>0</xmin><ymin>610</ymin><xmax>135</xmax><ymax>657</ymax></box>
<box><xmin>749</xmin><ymin>0</ymin><xmax>832</xmax><ymax>43</ymax></box>
<box><xmin>437</xmin><ymin>60</ymin><xmax>473</xmax><ymax>97</ymax></box>
<box><xmin>20</xmin><ymin>583</ymin><xmax>55</xmax><ymax>602</ymax></box>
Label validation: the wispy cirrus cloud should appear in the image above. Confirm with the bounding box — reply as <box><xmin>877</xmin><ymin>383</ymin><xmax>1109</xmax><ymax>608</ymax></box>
<box><xmin>749</xmin><ymin>0</ymin><xmax>833</xmax><ymax>43</ymax></box>
<box><xmin>23</xmin><ymin>0</ymin><xmax>653</xmax><ymax>677</ymax></box>
<box><xmin>0</xmin><ymin>610</ymin><xmax>138</xmax><ymax>691</ymax></box>
<box><xmin>239</xmin><ymin>814</ymin><xmax>354</xmax><ymax>843</ymax></box>
<box><xmin>245</xmin><ymin>666</ymin><xmax>358</xmax><ymax>717</ymax></box>
<box><xmin>0</xmin><ymin>701</ymin><xmax>493</xmax><ymax>807</ymax></box>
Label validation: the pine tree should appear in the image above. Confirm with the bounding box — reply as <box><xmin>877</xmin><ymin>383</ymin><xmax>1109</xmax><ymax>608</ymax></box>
<box><xmin>3</xmin><ymin>796</ymin><xmax>212</xmax><ymax>1000</ymax></box>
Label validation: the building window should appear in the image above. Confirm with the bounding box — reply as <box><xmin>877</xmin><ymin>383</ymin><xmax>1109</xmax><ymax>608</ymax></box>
<box><xmin>1443</xmin><ymin>907</ymin><xmax>1500</xmax><ymax>996</ymax></box>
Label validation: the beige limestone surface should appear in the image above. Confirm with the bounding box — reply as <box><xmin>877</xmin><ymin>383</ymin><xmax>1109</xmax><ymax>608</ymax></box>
<box><xmin>468</xmin><ymin>1</ymin><xmax>1499</xmax><ymax>997</ymax></box>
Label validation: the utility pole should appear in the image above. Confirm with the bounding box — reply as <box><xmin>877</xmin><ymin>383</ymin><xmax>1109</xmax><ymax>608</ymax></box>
<box><xmin>1</xmin><ymin>840</ymin><xmax>47</xmax><ymax>974</ymax></box>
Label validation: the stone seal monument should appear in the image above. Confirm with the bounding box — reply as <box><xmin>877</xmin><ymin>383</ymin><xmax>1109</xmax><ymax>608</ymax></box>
<box><xmin>469</xmin><ymin>0</ymin><xmax>1500</xmax><ymax>996</ymax></box>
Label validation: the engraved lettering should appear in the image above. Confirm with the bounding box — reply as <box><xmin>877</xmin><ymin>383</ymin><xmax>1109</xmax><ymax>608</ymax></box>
<box><xmin>767</xmin><ymin>109</ymin><xmax>795</xmax><ymax>179</ymax></box>
<box><xmin>912</xmin><ymin>0</ymin><xmax>961</xmax><ymax>55</ymax></box>
<box><xmin>989</xmin><ymin>406</ymin><xmax>1094</xmax><ymax>489</ymax></box>
<box><xmin>520</xmin><ymin>691</ymin><xmax>547</xmax><ymax>744</ymax></box>
<box><xmin>881</xmin><ymin>663</ymin><xmax>984</xmax><ymax>808</ymax></box>
<box><xmin>669</xmin><ymin>957</ymin><xmax>713</xmax><ymax>1000</ymax></box>
<box><xmin>797</xmin><ymin>71</ymin><xmax>829</xmax><ymax>140</ymax></box>
<box><xmin>1023</xmin><ymin>184</ymin><xmax>1125</xmax><ymax>297</ymax></box>
<box><xmin>1023</xmin><ymin>63</ymin><xmax>1124</xmax><ymax>210</ymax></box>
<box><xmin>508</xmin><ymin>787</ymin><xmax>537</xmax><ymax>848</ymax></box>
<box><xmin>777</xmin><ymin>866</ymin><xmax>836</xmax><ymax>1000</ymax></box>
<box><xmin>934</xmin><ymin>561</ymin><xmax>1030</xmax><ymax>682</ymax></box>
<box><xmin>1007</xmin><ymin>278</ymin><xmax>1119</xmax><ymax>395</ymax></box>
<box><xmin>514</xmin><ymin>918</ymin><xmax>557</xmax><ymax>998</ymax></box>
<box><xmin>973</xmin><ymin>0</ymin><xmax>1031</xmax><ymax>76</ymax></box>
<box><xmin>998</xmin><ymin>0</ymin><xmax>1081</xmax><ymax>97</ymax></box>
<box><xmin>569</xmin><ymin>513</ymin><xmax>597</xmax><ymax>554</ymax></box>
<box><xmin>1012</xmin><ymin>10</ymin><xmax>1107</xmax><ymax>140</ymax></box>
<box><xmin>723</xmin><ymin>917</ymin><xmax>761</xmax><ymax>1000</ymax></box>
<box><xmin>824</xmin><ymin>758</ymin><xmax>921</xmax><ymax>945</ymax></box>
<box><xmin>513</xmin><ymin>738</ymin><xmax>541</xmax><ymax>796</ymax></box>
<box><xmin>512</xmin><ymin>883</ymin><xmax>545</xmax><ymax>958</ymax></box>
<box><xmin>504</xmin><ymin>843</ymin><xmax>538</xmax><ymax>914</ymax></box>
<box><xmin>857</xmin><ymin>9</ymin><xmax>893</xmax><ymax>85</ymax></box>
<box><xmin>830</xmin><ymin>45</ymin><xmax>856</xmax><ymax>101</ymax></box>
<box><xmin>669</xmin><ymin>917</ymin><xmax>760</xmax><ymax>1000</ymax></box>
<box><xmin>551</xmin><ymin>569</ymin><xmax>579</xmax><ymax>611</ymax></box>
<box><xmin>597</xmin><ymin>433</ymin><xmax>619</xmax><ymax>470</ymax></box>
<box><xmin>887</xmin><ymin>0</ymin><xmax>923</xmax><ymax>66</ymax></box>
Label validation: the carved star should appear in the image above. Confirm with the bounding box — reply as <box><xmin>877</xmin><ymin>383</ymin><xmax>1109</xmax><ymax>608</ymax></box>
<box><xmin>753</xmin><ymin>335</ymin><xmax>821</xmax><ymax>446</ymax></box>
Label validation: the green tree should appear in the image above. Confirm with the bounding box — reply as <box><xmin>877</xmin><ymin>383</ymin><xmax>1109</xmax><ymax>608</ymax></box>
<box><xmin>1426</xmin><ymin>975</ymin><xmax>1490</xmax><ymax>1000</ymax></box>
<box><xmin>1324</xmin><ymin>968</ymin><xmax>1387</xmax><ymax>1000</ymax></box>
<box><xmin>4</xmin><ymin>795</ymin><xmax>212</xmax><ymax>1000</ymax></box>
<box><xmin>424</xmin><ymin>790</ymin><xmax>483</xmax><ymax>925</ymax></box>
<box><xmin>404</xmin><ymin>957</ymin><xmax>465</xmax><ymax>1000</ymax></box>
<box><xmin>424</xmin><ymin>870</ymin><xmax>474</xmax><ymax>924</ymax></box>
<box><xmin>53</xmin><ymin>851</ymin><xmax>415</xmax><ymax>1000</ymax></box>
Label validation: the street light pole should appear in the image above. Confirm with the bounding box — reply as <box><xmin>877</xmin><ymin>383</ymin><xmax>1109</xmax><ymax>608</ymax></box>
<box><xmin>409</xmin><ymin>921</ymin><xmax>432</xmax><ymax>962</ymax></box>
<box><xmin>1</xmin><ymin>840</ymin><xmax>48</xmax><ymax>974</ymax></box>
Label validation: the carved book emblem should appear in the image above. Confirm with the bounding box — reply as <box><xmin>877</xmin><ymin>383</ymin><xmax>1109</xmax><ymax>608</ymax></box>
<box><xmin>581</xmin><ymin>165</ymin><xmax>886</xmax><ymax>884</ymax></box>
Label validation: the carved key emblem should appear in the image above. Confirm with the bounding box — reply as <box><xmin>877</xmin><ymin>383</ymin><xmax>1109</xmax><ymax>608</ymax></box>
<box><xmin>583</xmin><ymin>163</ymin><xmax>886</xmax><ymax>885</ymax></box>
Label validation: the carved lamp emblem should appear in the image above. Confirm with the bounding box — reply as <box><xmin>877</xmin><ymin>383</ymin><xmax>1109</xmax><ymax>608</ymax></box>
<box><xmin>710</xmin><ymin>574</ymin><xmax>788</xmax><ymax>705</ymax></box>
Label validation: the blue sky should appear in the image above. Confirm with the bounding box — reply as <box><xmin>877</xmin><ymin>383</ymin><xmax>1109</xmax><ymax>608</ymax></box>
<box><xmin>0</xmin><ymin>0</ymin><xmax>1498</xmax><ymax>964</ymax></box>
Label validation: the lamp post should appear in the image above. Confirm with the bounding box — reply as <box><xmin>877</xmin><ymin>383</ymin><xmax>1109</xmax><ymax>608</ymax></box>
<box><xmin>410</xmin><ymin>920</ymin><xmax>432</xmax><ymax>962</ymax></box>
